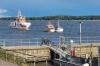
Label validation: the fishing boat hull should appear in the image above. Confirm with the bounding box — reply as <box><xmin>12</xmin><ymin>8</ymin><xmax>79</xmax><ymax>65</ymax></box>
<box><xmin>48</xmin><ymin>29</ymin><xmax>55</xmax><ymax>32</ymax></box>
<box><xmin>44</xmin><ymin>29</ymin><xmax>55</xmax><ymax>32</ymax></box>
<box><xmin>10</xmin><ymin>21</ymin><xmax>31</xmax><ymax>30</ymax></box>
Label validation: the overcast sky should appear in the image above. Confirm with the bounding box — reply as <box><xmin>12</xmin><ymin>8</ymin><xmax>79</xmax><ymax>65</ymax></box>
<box><xmin>0</xmin><ymin>0</ymin><xmax>100</xmax><ymax>17</ymax></box>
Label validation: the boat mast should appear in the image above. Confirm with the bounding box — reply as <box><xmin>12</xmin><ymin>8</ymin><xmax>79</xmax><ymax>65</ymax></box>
<box><xmin>17</xmin><ymin>10</ymin><xmax>22</xmax><ymax>17</ymax></box>
<box><xmin>58</xmin><ymin>20</ymin><xmax>60</xmax><ymax>27</ymax></box>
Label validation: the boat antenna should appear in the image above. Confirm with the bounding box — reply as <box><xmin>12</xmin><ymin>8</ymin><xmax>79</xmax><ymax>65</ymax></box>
<box><xmin>17</xmin><ymin>10</ymin><xmax>22</xmax><ymax>17</ymax></box>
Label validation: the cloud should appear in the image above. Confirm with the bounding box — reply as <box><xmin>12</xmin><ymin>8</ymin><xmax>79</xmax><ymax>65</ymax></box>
<box><xmin>0</xmin><ymin>8</ymin><xmax>8</xmax><ymax>14</ymax></box>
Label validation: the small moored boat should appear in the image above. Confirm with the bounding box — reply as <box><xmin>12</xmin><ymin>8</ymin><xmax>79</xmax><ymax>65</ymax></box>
<box><xmin>55</xmin><ymin>20</ymin><xmax>64</xmax><ymax>32</ymax></box>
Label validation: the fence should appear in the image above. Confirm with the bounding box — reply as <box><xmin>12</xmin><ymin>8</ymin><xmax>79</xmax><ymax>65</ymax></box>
<box><xmin>0</xmin><ymin>36</ymin><xmax>100</xmax><ymax>46</ymax></box>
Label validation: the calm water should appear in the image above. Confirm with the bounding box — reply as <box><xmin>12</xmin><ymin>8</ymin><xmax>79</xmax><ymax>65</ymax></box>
<box><xmin>0</xmin><ymin>20</ymin><xmax>100</xmax><ymax>66</ymax></box>
<box><xmin>0</xmin><ymin>20</ymin><xmax>100</xmax><ymax>42</ymax></box>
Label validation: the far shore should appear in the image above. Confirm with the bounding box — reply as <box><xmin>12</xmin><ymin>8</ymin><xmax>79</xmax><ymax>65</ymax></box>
<box><xmin>0</xmin><ymin>16</ymin><xmax>100</xmax><ymax>20</ymax></box>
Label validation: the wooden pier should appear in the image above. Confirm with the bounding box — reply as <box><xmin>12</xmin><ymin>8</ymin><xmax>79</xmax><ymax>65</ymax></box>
<box><xmin>2</xmin><ymin>46</ymin><xmax>50</xmax><ymax>62</ymax></box>
<box><xmin>73</xmin><ymin>44</ymin><xmax>99</xmax><ymax>58</ymax></box>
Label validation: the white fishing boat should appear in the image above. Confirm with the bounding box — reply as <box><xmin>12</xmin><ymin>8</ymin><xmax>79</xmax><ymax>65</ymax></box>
<box><xmin>55</xmin><ymin>20</ymin><xmax>64</xmax><ymax>32</ymax></box>
<box><xmin>44</xmin><ymin>22</ymin><xmax>55</xmax><ymax>32</ymax></box>
<box><xmin>10</xmin><ymin>10</ymin><xmax>31</xmax><ymax>30</ymax></box>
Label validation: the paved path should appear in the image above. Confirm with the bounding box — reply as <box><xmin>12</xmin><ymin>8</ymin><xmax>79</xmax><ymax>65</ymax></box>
<box><xmin>0</xmin><ymin>59</ymin><xmax>19</xmax><ymax>66</ymax></box>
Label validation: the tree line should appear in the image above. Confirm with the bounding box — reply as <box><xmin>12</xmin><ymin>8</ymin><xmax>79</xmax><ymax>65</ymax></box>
<box><xmin>1</xmin><ymin>16</ymin><xmax>100</xmax><ymax>20</ymax></box>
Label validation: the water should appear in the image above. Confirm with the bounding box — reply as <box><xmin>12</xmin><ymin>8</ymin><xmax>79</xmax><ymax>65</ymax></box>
<box><xmin>0</xmin><ymin>20</ymin><xmax>100</xmax><ymax>42</ymax></box>
<box><xmin>1</xmin><ymin>20</ymin><xmax>100</xmax><ymax>45</ymax></box>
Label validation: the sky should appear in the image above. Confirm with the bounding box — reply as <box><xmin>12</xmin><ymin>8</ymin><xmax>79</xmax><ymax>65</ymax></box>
<box><xmin>0</xmin><ymin>0</ymin><xmax>100</xmax><ymax>17</ymax></box>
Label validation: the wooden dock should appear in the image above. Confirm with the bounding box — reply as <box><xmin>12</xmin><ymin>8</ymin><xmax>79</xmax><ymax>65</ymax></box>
<box><xmin>2</xmin><ymin>46</ymin><xmax>50</xmax><ymax>62</ymax></box>
<box><xmin>73</xmin><ymin>44</ymin><xmax>99</xmax><ymax>58</ymax></box>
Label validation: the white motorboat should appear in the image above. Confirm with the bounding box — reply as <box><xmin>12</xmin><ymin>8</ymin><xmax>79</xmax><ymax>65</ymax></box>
<box><xmin>10</xmin><ymin>10</ymin><xmax>31</xmax><ymax>30</ymax></box>
<box><xmin>55</xmin><ymin>20</ymin><xmax>64</xmax><ymax>32</ymax></box>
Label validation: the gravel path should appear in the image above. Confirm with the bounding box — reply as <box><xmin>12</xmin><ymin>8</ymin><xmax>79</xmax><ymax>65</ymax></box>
<box><xmin>0</xmin><ymin>59</ymin><xmax>19</xmax><ymax>66</ymax></box>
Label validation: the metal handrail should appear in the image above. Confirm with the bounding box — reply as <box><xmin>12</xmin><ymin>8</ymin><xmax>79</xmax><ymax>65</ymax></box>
<box><xmin>0</xmin><ymin>36</ymin><xmax>100</xmax><ymax>47</ymax></box>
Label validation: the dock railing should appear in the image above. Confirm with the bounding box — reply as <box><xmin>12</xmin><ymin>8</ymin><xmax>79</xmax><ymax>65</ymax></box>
<box><xmin>0</xmin><ymin>36</ymin><xmax>100</xmax><ymax>47</ymax></box>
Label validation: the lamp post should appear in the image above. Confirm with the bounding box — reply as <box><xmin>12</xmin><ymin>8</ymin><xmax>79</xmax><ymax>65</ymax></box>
<box><xmin>79</xmin><ymin>22</ymin><xmax>83</xmax><ymax>44</ymax></box>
